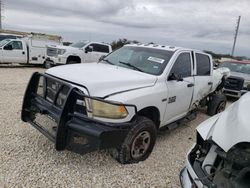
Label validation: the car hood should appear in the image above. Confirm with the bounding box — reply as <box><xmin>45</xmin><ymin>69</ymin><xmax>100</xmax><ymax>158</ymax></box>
<box><xmin>197</xmin><ymin>92</ymin><xmax>250</xmax><ymax>152</ymax></box>
<box><xmin>230</xmin><ymin>71</ymin><xmax>250</xmax><ymax>81</ymax></box>
<box><xmin>46</xmin><ymin>63</ymin><xmax>157</xmax><ymax>97</ymax></box>
<box><xmin>48</xmin><ymin>44</ymin><xmax>79</xmax><ymax>50</ymax></box>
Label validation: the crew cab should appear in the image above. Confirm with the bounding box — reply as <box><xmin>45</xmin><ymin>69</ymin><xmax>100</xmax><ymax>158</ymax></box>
<box><xmin>0</xmin><ymin>37</ymin><xmax>61</xmax><ymax>65</ymax></box>
<box><xmin>21</xmin><ymin>44</ymin><xmax>229</xmax><ymax>164</ymax></box>
<box><xmin>180</xmin><ymin>92</ymin><xmax>250</xmax><ymax>188</ymax></box>
<box><xmin>219</xmin><ymin>60</ymin><xmax>250</xmax><ymax>98</ymax></box>
<box><xmin>45</xmin><ymin>41</ymin><xmax>112</xmax><ymax>68</ymax></box>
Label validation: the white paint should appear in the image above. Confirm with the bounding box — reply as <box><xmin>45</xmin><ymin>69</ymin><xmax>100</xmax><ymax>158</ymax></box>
<box><xmin>197</xmin><ymin>92</ymin><xmax>250</xmax><ymax>152</ymax></box>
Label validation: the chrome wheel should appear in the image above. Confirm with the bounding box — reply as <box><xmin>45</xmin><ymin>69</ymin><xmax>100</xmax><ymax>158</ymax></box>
<box><xmin>131</xmin><ymin>131</ymin><xmax>151</xmax><ymax>159</ymax></box>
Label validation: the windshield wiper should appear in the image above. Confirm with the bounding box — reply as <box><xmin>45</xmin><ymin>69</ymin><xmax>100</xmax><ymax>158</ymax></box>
<box><xmin>102</xmin><ymin>59</ymin><xmax>114</xmax><ymax>65</ymax></box>
<box><xmin>119</xmin><ymin>61</ymin><xmax>144</xmax><ymax>72</ymax></box>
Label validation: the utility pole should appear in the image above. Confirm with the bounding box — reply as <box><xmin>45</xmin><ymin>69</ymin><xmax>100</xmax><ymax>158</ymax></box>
<box><xmin>231</xmin><ymin>16</ymin><xmax>241</xmax><ymax>56</ymax></box>
<box><xmin>0</xmin><ymin>0</ymin><xmax>3</xmax><ymax>30</ymax></box>
<box><xmin>0</xmin><ymin>0</ymin><xmax>2</xmax><ymax>29</ymax></box>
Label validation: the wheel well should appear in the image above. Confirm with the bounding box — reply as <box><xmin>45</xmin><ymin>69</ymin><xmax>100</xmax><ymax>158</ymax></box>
<box><xmin>67</xmin><ymin>56</ymin><xmax>81</xmax><ymax>63</ymax></box>
<box><xmin>137</xmin><ymin>107</ymin><xmax>160</xmax><ymax>129</ymax></box>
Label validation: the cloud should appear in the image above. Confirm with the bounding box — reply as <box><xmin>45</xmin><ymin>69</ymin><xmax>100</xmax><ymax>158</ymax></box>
<box><xmin>2</xmin><ymin>0</ymin><xmax>250</xmax><ymax>57</ymax></box>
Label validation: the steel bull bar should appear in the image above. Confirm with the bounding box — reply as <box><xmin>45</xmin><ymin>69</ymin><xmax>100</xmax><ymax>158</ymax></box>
<box><xmin>21</xmin><ymin>72</ymin><xmax>137</xmax><ymax>154</ymax></box>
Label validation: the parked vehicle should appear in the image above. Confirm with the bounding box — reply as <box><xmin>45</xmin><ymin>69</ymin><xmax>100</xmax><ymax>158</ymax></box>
<box><xmin>180</xmin><ymin>92</ymin><xmax>250</xmax><ymax>188</ymax></box>
<box><xmin>0</xmin><ymin>36</ymin><xmax>61</xmax><ymax>66</ymax></box>
<box><xmin>45</xmin><ymin>41</ymin><xmax>112</xmax><ymax>68</ymax></box>
<box><xmin>22</xmin><ymin>44</ymin><xmax>229</xmax><ymax>164</ymax></box>
<box><xmin>219</xmin><ymin>60</ymin><xmax>250</xmax><ymax>97</ymax></box>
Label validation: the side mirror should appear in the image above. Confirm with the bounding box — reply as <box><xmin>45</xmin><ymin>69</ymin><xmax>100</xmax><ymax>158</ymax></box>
<box><xmin>85</xmin><ymin>45</ymin><xmax>93</xmax><ymax>53</ymax></box>
<box><xmin>168</xmin><ymin>73</ymin><xmax>183</xmax><ymax>81</ymax></box>
<box><xmin>99</xmin><ymin>55</ymin><xmax>106</xmax><ymax>62</ymax></box>
<box><xmin>4</xmin><ymin>44</ymin><xmax>13</xmax><ymax>50</ymax></box>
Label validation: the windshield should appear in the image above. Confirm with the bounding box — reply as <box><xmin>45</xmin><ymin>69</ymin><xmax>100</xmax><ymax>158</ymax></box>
<box><xmin>70</xmin><ymin>41</ymin><xmax>89</xmax><ymax>48</ymax></box>
<box><xmin>101</xmin><ymin>46</ymin><xmax>174</xmax><ymax>75</ymax></box>
<box><xmin>0</xmin><ymin>39</ymin><xmax>11</xmax><ymax>47</ymax></box>
<box><xmin>219</xmin><ymin>61</ymin><xmax>250</xmax><ymax>75</ymax></box>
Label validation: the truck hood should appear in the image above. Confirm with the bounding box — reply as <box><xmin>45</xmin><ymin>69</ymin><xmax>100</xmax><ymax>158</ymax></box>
<box><xmin>46</xmin><ymin>63</ymin><xmax>157</xmax><ymax>97</ymax></box>
<box><xmin>48</xmin><ymin>44</ymin><xmax>80</xmax><ymax>50</ymax></box>
<box><xmin>230</xmin><ymin>71</ymin><xmax>250</xmax><ymax>81</ymax></box>
<box><xmin>197</xmin><ymin>92</ymin><xmax>250</xmax><ymax>152</ymax></box>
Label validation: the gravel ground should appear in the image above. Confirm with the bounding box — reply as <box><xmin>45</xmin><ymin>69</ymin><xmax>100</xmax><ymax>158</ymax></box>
<box><xmin>0</xmin><ymin>66</ymin><xmax>231</xmax><ymax>188</ymax></box>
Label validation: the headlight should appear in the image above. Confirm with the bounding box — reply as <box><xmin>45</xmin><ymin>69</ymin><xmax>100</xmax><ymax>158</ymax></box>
<box><xmin>58</xmin><ymin>49</ymin><xmax>66</xmax><ymax>55</ymax></box>
<box><xmin>85</xmin><ymin>98</ymin><xmax>128</xmax><ymax>119</ymax></box>
<box><xmin>243</xmin><ymin>80</ymin><xmax>250</xmax><ymax>90</ymax></box>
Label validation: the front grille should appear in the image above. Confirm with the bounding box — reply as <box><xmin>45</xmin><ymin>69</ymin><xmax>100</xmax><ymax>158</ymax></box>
<box><xmin>47</xmin><ymin>47</ymin><xmax>58</xmax><ymax>57</ymax></box>
<box><xmin>36</xmin><ymin>76</ymin><xmax>87</xmax><ymax>114</ymax></box>
<box><xmin>224</xmin><ymin>76</ymin><xmax>244</xmax><ymax>91</ymax></box>
<box><xmin>36</xmin><ymin>76</ymin><xmax>70</xmax><ymax>107</ymax></box>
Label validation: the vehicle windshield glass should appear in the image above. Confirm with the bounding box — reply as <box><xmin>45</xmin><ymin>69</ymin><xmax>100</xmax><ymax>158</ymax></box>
<box><xmin>70</xmin><ymin>41</ymin><xmax>89</xmax><ymax>48</ymax></box>
<box><xmin>219</xmin><ymin>61</ymin><xmax>250</xmax><ymax>74</ymax></box>
<box><xmin>100</xmin><ymin>46</ymin><xmax>174</xmax><ymax>75</ymax></box>
<box><xmin>0</xmin><ymin>39</ymin><xmax>11</xmax><ymax>47</ymax></box>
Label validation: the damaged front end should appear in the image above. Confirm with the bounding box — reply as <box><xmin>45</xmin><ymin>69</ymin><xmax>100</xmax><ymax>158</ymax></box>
<box><xmin>181</xmin><ymin>132</ymin><xmax>250</xmax><ymax>188</ymax></box>
<box><xmin>21</xmin><ymin>72</ymin><xmax>137</xmax><ymax>154</ymax></box>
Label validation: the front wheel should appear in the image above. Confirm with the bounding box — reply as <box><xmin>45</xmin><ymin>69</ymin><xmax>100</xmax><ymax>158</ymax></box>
<box><xmin>207</xmin><ymin>94</ymin><xmax>227</xmax><ymax>116</ymax></box>
<box><xmin>110</xmin><ymin>116</ymin><xmax>157</xmax><ymax>164</ymax></box>
<box><xmin>44</xmin><ymin>61</ymin><xmax>52</xmax><ymax>69</ymax></box>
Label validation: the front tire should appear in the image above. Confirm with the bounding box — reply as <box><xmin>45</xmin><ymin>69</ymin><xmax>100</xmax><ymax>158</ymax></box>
<box><xmin>110</xmin><ymin>116</ymin><xmax>157</xmax><ymax>164</ymax></box>
<box><xmin>44</xmin><ymin>61</ymin><xmax>52</xmax><ymax>69</ymax></box>
<box><xmin>207</xmin><ymin>94</ymin><xmax>227</xmax><ymax>116</ymax></box>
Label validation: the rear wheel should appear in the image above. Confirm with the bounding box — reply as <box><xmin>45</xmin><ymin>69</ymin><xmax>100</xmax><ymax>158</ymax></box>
<box><xmin>110</xmin><ymin>116</ymin><xmax>157</xmax><ymax>164</ymax></box>
<box><xmin>207</xmin><ymin>94</ymin><xmax>227</xmax><ymax>116</ymax></box>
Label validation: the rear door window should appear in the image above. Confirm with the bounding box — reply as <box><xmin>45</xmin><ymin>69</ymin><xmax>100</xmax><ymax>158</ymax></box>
<box><xmin>196</xmin><ymin>53</ymin><xmax>211</xmax><ymax>76</ymax></box>
<box><xmin>91</xmin><ymin>43</ymin><xmax>109</xmax><ymax>53</ymax></box>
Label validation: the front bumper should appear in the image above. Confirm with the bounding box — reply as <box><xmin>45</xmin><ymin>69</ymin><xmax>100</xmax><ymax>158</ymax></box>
<box><xmin>223</xmin><ymin>88</ymin><xmax>247</xmax><ymax>98</ymax></box>
<box><xmin>21</xmin><ymin>72</ymin><xmax>137</xmax><ymax>154</ymax></box>
<box><xmin>46</xmin><ymin>56</ymin><xmax>67</xmax><ymax>65</ymax></box>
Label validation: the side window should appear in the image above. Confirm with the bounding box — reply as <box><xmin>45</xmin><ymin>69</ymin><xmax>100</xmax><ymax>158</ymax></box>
<box><xmin>91</xmin><ymin>43</ymin><xmax>109</xmax><ymax>53</ymax></box>
<box><xmin>196</xmin><ymin>53</ymin><xmax>211</xmax><ymax>76</ymax></box>
<box><xmin>170</xmin><ymin>53</ymin><xmax>192</xmax><ymax>78</ymax></box>
<box><xmin>8</xmin><ymin>41</ymin><xmax>23</xmax><ymax>50</ymax></box>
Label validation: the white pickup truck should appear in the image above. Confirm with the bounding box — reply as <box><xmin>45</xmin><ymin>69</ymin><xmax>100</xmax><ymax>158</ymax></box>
<box><xmin>22</xmin><ymin>44</ymin><xmax>230</xmax><ymax>164</ymax></box>
<box><xmin>45</xmin><ymin>41</ymin><xmax>112</xmax><ymax>68</ymax></box>
<box><xmin>0</xmin><ymin>37</ymin><xmax>61</xmax><ymax>66</ymax></box>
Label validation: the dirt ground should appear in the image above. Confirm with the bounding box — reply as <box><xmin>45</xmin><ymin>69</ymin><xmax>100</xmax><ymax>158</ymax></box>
<box><xmin>0</xmin><ymin>66</ymin><xmax>232</xmax><ymax>188</ymax></box>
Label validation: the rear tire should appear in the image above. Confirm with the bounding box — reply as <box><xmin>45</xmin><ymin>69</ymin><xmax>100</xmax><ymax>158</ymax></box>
<box><xmin>110</xmin><ymin>116</ymin><xmax>157</xmax><ymax>164</ymax></box>
<box><xmin>207</xmin><ymin>94</ymin><xmax>227</xmax><ymax>116</ymax></box>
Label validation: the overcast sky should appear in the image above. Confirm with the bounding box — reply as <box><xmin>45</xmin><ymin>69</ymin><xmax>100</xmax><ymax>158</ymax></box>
<box><xmin>2</xmin><ymin>0</ymin><xmax>250</xmax><ymax>57</ymax></box>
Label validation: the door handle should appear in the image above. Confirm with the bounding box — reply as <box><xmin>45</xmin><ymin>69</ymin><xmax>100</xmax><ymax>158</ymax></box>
<box><xmin>22</xmin><ymin>51</ymin><xmax>25</xmax><ymax>55</ymax></box>
<box><xmin>208</xmin><ymin>82</ymin><xmax>213</xmax><ymax>85</ymax></box>
<box><xmin>187</xmin><ymin>83</ymin><xmax>194</xmax><ymax>87</ymax></box>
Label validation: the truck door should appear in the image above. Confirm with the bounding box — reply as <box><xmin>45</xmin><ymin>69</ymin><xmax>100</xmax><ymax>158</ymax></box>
<box><xmin>2</xmin><ymin>40</ymin><xmax>27</xmax><ymax>63</ymax></box>
<box><xmin>89</xmin><ymin>43</ymin><xmax>110</xmax><ymax>62</ymax></box>
<box><xmin>163</xmin><ymin>52</ymin><xmax>194</xmax><ymax>124</ymax></box>
<box><xmin>192</xmin><ymin>52</ymin><xmax>213</xmax><ymax>104</ymax></box>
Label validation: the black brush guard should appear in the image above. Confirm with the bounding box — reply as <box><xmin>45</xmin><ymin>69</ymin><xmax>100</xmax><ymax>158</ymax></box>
<box><xmin>21</xmin><ymin>72</ymin><xmax>137</xmax><ymax>154</ymax></box>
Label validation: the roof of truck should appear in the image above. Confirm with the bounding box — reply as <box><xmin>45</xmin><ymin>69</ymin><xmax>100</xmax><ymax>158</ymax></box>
<box><xmin>125</xmin><ymin>43</ymin><xmax>201</xmax><ymax>53</ymax></box>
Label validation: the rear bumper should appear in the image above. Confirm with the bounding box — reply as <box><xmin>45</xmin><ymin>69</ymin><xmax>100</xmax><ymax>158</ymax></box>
<box><xmin>21</xmin><ymin>72</ymin><xmax>136</xmax><ymax>154</ymax></box>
